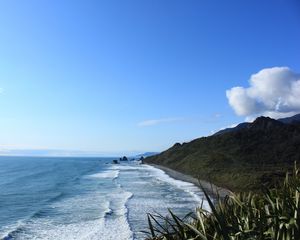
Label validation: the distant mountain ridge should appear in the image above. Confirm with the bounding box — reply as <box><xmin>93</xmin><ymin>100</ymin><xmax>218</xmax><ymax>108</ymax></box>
<box><xmin>214</xmin><ymin>113</ymin><xmax>300</xmax><ymax>135</ymax></box>
<box><xmin>145</xmin><ymin>114</ymin><xmax>300</xmax><ymax>191</ymax></box>
<box><xmin>278</xmin><ymin>113</ymin><xmax>300</xmax><ymax>124</ymax></box>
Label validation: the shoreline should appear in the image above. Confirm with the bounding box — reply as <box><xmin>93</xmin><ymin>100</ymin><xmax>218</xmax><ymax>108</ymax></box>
<box><xmin>146</xmin><ymin>164</ymin><xmax>231</xmax><ymax>199</ymax></box>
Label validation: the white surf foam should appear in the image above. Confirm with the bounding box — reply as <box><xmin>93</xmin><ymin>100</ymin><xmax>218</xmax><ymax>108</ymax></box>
<box><xmin>11</xmin><ymin>190</ymin><xmax>134</xmax><ymax>240</ymax></box>
<box><xmin>9</xmin><ymin>174</ymin><xmax>134</xmax><ymax>240</ymax></box>
<box><xmin>87</xmin><ymin>170</ymin><xmax>120</xmax><ymax>180</ymax></box>
<box><xmin>102</xmin><ymin>190</ymin><xmax>133</xmax><ymax>239</ymax></box>
<box><xmin>145</xmin><ymin>165</ymin><xmax>209</xmax><ymax>208</ymax></box>
<box><xmin>110</xmin><ymin>164</ymin><xmax>144</xmax><ymax>171</ymax></box>
<box><xmin>5</xmin><ymin>162</ymin><xmax>208</xmax><ymax>240</ymax></box>
<box><xmin>0</xmin><ymin>220</ymin><xmax>24</xmax><ymax>240</ymax></box>
<box><xmin>110</xmin><ymin>163</ymin><xmax>209</xmax><ymax>208</ymax></box>
<box><xmin>12</xmin><ymin>217</ymin><xmax>133</xmax><ymax>240</ymax></box>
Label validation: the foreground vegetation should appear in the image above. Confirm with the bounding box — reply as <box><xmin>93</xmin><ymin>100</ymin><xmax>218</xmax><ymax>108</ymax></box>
<box><xmin>145</xmin><ymin>116</ymin><xmax>300</xmax><ymax>191</ymax></box>
<box><xmin>145</xmin><ymin>164</ymin><xmax>300</xmax><ymax>240</ymax></box>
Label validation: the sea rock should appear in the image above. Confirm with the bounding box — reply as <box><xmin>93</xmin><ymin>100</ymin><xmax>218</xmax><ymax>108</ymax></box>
<box><xmin>120</xmin><ymin>156</ymin><xmax>128</xmax><ymax>161</ymax></box>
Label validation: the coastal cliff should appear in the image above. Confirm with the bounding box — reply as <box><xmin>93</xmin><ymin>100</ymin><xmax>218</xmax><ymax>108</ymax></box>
<box><xmin>144</xmin><ymin>115</ymin><xmax>300</xmax><ymax>192</ymax></box>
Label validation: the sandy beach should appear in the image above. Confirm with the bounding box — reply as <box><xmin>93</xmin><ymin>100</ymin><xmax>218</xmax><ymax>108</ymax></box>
<box><xmin>147</xmin><ymin>164</ymin><xmax>231</xmax><ymax>199</ymax></box>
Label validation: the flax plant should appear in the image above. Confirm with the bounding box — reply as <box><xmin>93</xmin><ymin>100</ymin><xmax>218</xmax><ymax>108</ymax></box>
<box><xmin>145</xmin><ymin>164</ymin><xmax>300</xmax><ymax>240</ymax></box>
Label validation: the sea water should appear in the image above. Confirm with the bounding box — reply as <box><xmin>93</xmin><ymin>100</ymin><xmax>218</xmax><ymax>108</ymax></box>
<box><xmin>0</xmin><ymin>157</ymin><xmax>208</xmax><ymax>240</ymax></box>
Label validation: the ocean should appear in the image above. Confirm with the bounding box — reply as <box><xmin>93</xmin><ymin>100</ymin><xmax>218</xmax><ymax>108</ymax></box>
<box><xmin>0</xmin><ymin>156</ymin><xmax>208</xmax><ymax>240</ymax></box>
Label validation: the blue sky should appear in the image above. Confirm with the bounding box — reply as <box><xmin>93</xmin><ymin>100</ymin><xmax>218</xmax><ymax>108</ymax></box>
<box><xmin>0</xmin><ymin>0</ymin><xmax>299</xmax><ymax>155</ymax></box>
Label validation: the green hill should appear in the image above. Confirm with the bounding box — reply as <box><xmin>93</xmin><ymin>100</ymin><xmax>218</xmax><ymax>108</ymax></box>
<box><xmin>144</xmin><ymin>116</ymin><xmax>300</xmax><ymax>192</ymax></box>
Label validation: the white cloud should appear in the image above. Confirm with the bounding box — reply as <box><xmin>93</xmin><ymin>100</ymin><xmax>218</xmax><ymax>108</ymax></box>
<box><xmin>226</xmin><ymin>67</ymin><xmax>300</xmax><ymax>119</ymax></box>
<box><xmin>138</xmin><ymin>117</ymin><xmax>183</xmax><ymax>127</ymax></box>
<box><xmin>213</xmin><ymin>113</ymin><xmax>222</xmax><ymax>118</ymax></box>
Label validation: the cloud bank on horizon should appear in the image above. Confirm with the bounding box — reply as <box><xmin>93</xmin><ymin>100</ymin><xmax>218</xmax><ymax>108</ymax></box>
<box><xmin>226</xmin><ymin>67</ymin><xmax>300</xmax><ymax>121</ymax></box>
